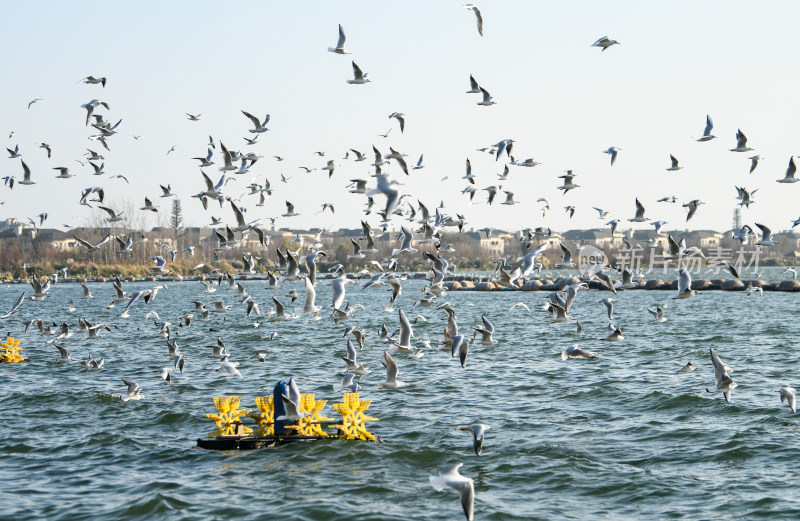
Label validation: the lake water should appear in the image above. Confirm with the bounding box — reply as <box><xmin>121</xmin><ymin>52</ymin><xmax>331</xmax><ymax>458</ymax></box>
<box><xmin>2</xmin><ymin>267</ymin><xmax>799</xmax><ymax>520</ymax></box>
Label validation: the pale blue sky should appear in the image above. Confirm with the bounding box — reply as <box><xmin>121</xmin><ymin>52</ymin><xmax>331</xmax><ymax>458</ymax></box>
<box><xmin>3</xmin><ymin>1</ymin><xmax>800</xmax><ymax>235</ymax></box>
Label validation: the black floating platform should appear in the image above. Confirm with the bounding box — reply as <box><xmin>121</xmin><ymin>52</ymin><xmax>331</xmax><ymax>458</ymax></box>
<box><xmin>197</xmin><ymin>435</ymin><xmax>333</xmax><ymax>450</ymax></box>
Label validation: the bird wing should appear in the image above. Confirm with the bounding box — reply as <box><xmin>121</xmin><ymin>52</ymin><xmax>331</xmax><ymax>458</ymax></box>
<box><xmin>122</xmin><ymin>379</ymin><xmax>139</xmax><ymax>394</ymax></box>
<box><xmin>231</xmin><ymin>200</ymin><xmax>246</xmax><ymax>226</ymax></box>
<box><xmin>469</xmin><ymin>74</ymin><xmax>479</xmax><ymax>91</ymax></box>
<box><xmin>345</xmin><ymin>339</ymin><xmax>357</xmax><ymax>362</ymax></box>
<box><xmin>98</xmin><ymin>206</ymin><xmax>116</xmax><ymax>218</ymax></box>
<box><xmin>635</xmin><ymin>198</ymin><xmax>646</xmax><ymax>218</ymax></box>
<box><xmin>394</xmin><ymin>155</ymin><xmax>408</xmax><ymax>175</ymax></box>
<box><xmin>481</xmin><ymin>315</ymin><xmax>494</xmax><ymax>333</ymax></box>
<box><xmin>73</xmin><ymin>234</ymin><xmax>94</xmax><ymax>249</ymax></box>
<box><xmin>667</xmin><ymin>235</ymin><xmax>680</xmax><ymax>256</ymax></box>
<box><xmin>686</xmin><ymin>203</ymin><xmax>698</xmax><ymax>221</ymax></box>
<box><xmin>473</xmin><ymin>7</ymin><xmax>484</xmax><ymax>36</ymax></box>
<box><xmin>677</xmin><ymin>265</ymin><xmax>692</xmax><ymax>294</ymax></box>
<box><xmin>703</xmin><ymin>115</ymin><xmax>713</xmax><ymax>136</ymax></box>
<box><xmin>399</xmin><ymin>309</ymin><xmax>413</xmax><ymax>339</ymax></box>
<box><xmin>92</xmin><ymin>234</ymin><xmax>111</xmax><ymax>249</ymax></box>
<box><xmin>560</xmin><ymin>243</ymin><xmax>572</xmax><ymax>263</ymax></box>
<box><xmin>351</xmin><ymin>61</ymin><xmax>364</xmax><ymax>80</ymax></box>
<box><xmin>709</xmin><ymin>348</ymin><xmax>728</xmax><ymax>388</ymax></box>
<box><xmin>457</xmin><ymin>478</ymin><xmax>475</xmax><ymax>521</ymax></box>
<box><xmin>383</xmin><ymin>351</ymin><xmax>398</xmax><ymax>380</ymax></box>
<box><xmin>736</xmin><ymin>129</ymin><xmax>747</xmax><ymax>148</ymax></box>
<box><xmin>201</xmin><ymin>171</ymin><xmax>215</xmax><ymax>191</ymax></box>
<box><xmin>240</xmin><ymin>111</ymin><xmax>260</xmax><ymax>130</ymax></box>
<box><xmin>400</xmin><ymin>226</ymin><xmax>414</xmax><ymax>249</ymax></box>
<box><xmin>272</xmin><ymin>296</ymin><xmax>284</xmax><ymax>315</ymax></box>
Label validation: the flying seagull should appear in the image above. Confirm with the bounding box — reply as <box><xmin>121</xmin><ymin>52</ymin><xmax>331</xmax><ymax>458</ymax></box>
<box><xmin>755</xmin><ymin>223</ymin><xmax>778</xmax><ymax>246</ymax></box>
<box><xmin>81</xmin><ymin>76</ymin><xmax>107</xmax><ymax>87</ymax></box>
<box><xmin>666</xmin><ymin>154</ymin><xmax>683</xmax><ymax>171</ymax></box>
<box><xmin>462</xmin><ymin>4</ymin><xmax>484</xmax><ymax>36</ymax></box>
<box><xmin>748</xmin><ymin>155</ymin><xmax>761</xmax><ymax>174</ymax></box>
<box><xmin>603</xmin><ymin>146</ymin><xmax>620</xmax><ymax>166</ymax></box>
<box><xmin>730</xmin><ymin>129</ymin><xmax>753</xmax><ymax>152</ymax></box>
<box><xmin>378</xmin><ymin>350</ymin><xmax>406</xmax><ymax>388</ymax></box>
<box><xmin>772</xmin><ymin>387</ymin><xmax>797</xmax><ymax>413</ymax></box>
<box><xmin>347</xmin><ymin>61</ymin><xmax>370</xmax><ymax>84</ymax></box>
<box><xmin>672</xmin><ymin>263</ymin><xmax>697</xmax><ymax>299</ymax></box>
<box><xmin>683</xmin><ymin>199</ymin><xmax>703</xmax><ymax>222</ymax></box>
<box><xmin>328</xmin><ymin>24</ymin><xmax>351</xmax><ymax>54</ymax></box>
<box><xmin>628</xmin><ymin>198</ymin><xmax>649</xmax><ymax>222</ymax></box>
<box><xmin>0</xmin><ymin>291</ymin><xmax>25</xmax><ymax>318</ymax></box>
<box><xmin>457</xmin><ymin>424</ymin><xmax>491</xmax><ymax>456</ymax></box>
<box><xmin>73</xmin><ymin>233</ymin><xmax>111</xmax><ymax>253</ymax></box>
<box><xmin>707</xmin><ymin>347</ymin><xmax>736</xmax><ymax>403</ymax></box>
<box><xmin>647</xmin><ymin>305</ymin><xmax>666</xmax><ymax>323</ymax></box>
<box><xmin>18</xmin><ymin>160</ymin><xmax>35</xmax><ymax>185</ymax></box>
<box><xmin>777</xmin><ymin>156</ymin><xmax>798</xmax><ymax>183</ymax></box>
<box><xmin>557</xmin><ymin>171</ymin><xmax>579</xmax><ymax>194</ymax></box>
<box><xmin>591</xmin><ymin>36</ymin><xmax>620</xmax><ymax>51</ymax></box>
<box><xmin>430</xmin><ymin>463</ymin><xmax>475</xmax><ymax>521</ymax></box>
<box><xmin>388</xmin><ymin>112</ymin><xmax>405</xmax><ymax>133</ymax></box>
<box><xmin>696</xmin><ymin>114</ymin><xmax>716</xmax><ymax>142</ymax></box>
<box><xmin>476</xmin><ymin>87</ymin><xmax>495</xmax><ymax>106</ymax></box>
<box><xmin>241</xmin><ymin>111</ymin><xmax>270</xmax><ymax>133</ymax></box>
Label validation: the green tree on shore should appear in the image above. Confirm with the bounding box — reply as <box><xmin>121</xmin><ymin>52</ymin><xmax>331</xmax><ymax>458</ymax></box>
<box><xmin>171</xmin><ymin>199</ymin><xmax>183</xmax><ymax>229</ymax></box>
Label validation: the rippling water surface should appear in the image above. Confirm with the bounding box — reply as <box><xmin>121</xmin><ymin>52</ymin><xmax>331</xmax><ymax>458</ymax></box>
<box><xmin>2</xmin><ymin>267</ymin><xmax>800</xmax><ymax>520</ymax></box>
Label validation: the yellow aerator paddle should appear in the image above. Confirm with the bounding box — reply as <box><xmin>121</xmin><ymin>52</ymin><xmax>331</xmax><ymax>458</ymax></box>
<box><xmin>331</xmin><ymin>393</ymin><xmax>378</xmax><ymax>441</ymax></box>
<box><xmin>205</xmin><ymin>396</ymin><xmax>252</xmax><ymax>437</ymax></box>
<box><xmin>0</xmin><ymin>337</ymin><xmax>24</xmax><ymax>363</ymax></box>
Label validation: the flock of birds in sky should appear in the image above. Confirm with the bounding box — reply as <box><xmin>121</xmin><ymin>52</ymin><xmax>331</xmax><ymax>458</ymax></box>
<box><xmin>5</xmin><ymin>5</ymin><xmax>800</xmax><ymax>520</ymax></box>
